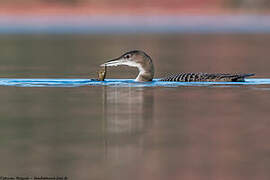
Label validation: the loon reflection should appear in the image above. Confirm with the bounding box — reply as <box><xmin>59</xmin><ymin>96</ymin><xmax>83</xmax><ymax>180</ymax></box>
<box><xmin>101</xmin><ymin>50</ymin><xmax>255</xmax><ymax>82</ymax></box>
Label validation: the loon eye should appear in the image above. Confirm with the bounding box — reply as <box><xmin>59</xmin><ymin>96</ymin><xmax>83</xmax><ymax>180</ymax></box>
<box><xmin>125</xmin><ymin>54</ymin><xmax>130</xmax><ymax>59</ymax></box>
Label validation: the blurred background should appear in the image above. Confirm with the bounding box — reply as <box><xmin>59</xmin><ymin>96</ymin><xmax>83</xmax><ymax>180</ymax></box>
<box><xmin>1</xmin><ymin>0</ymin><xmax>270</xmax><ymax>13</ymax></box>
<box><xmin>1</xmin><ymin>1</ymin><xmax>270</xmax><ymax>180</ymax></box>
<box><xmin>1</xmin><ymin>0</ymin><xmax>270</xmax><ymax>78</ymax></box>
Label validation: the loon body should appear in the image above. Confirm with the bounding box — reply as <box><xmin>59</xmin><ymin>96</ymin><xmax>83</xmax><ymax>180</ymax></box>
<box><xmin>160</xmin><ymin>72</ymin><xmax>254</xmax><ymax>82</ymax></box>
<box><xmin>101</xmin><ymin>50</ymin><xmax>255</xmax><ymax>82</ymax></box>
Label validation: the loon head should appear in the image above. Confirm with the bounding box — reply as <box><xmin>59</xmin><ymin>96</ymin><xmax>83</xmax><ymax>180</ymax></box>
<box><xmin>101</xmin><ymin>50</ymin><xmax>154</xmax><ymax>82</ymax></box>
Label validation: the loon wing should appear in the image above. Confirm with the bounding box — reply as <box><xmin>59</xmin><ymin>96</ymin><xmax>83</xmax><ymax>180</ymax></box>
<box><xmin>160</xmin><ymin>73</ymin><xmax>255</xmax><ymax>82</ymax></box>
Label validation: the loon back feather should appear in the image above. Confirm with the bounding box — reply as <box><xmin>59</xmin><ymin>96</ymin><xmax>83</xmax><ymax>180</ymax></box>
<box><xmin>160</xmin><ymin>73</ymin><xmax>255</xmax><ymax>82</ymax></box>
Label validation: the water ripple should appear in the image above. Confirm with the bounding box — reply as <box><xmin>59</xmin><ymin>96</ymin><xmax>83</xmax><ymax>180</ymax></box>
<box><xmin>0</xmin><ymin>78</ymin><xmax>270</xmax><ymax>88</ymax></box>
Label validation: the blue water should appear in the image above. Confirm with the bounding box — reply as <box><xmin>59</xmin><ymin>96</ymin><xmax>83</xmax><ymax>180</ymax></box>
<box><xmin>0</xmin><ymin>78</ymin><xmax>270</xmax><ymax>88</ymax></box>
<box><xmin>1</xmin><ymin>15</ymin><xmax>270</xmax><ymax>34</ymax></box>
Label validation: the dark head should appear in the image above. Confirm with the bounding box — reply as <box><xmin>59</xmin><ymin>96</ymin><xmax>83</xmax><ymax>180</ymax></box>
<box><xmin>101</xmin><ymin>50</ymin><xmax>154</xmax><ymax>82</ymax></box>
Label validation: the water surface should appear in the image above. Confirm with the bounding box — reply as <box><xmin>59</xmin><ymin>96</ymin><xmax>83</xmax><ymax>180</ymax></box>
<box><xmin>0</xmin><ymin>78</ymin><xmax>270</xmax><ymax>88</ymax></box>
<box><xmin>0</xmin><ymin>34</ymin><xmax>270</xmax><ymax>180</ymax></box>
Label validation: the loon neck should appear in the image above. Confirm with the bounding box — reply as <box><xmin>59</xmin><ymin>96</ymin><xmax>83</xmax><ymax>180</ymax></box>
<box><xmin>135</xmin><ymin>63</ymin><xmax>154</xmax><ymax>82</ymax></box>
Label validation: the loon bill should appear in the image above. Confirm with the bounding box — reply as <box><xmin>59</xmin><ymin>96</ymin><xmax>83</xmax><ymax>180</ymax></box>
<box><xmin>100</xmin><ymin>50</ymin><xmax>255</xmax><ymax>82</ymax></box>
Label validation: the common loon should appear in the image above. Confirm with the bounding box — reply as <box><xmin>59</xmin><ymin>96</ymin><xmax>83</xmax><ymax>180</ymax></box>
<box><xmin>100</xmin><ymin>50</ymin><xmax>255</xmax><ymax>82</ymax></box>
